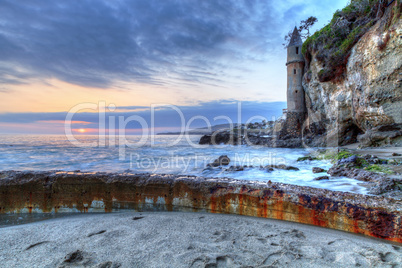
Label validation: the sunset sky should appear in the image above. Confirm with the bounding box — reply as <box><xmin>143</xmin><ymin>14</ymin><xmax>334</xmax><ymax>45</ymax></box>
<box><xmin>0</xmin><ymin>0</ymin><xmax>348</xmax><ymax>134</ymax></box>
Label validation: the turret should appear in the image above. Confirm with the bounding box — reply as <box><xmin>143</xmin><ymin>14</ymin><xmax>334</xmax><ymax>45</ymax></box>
<box><xmin>286</xmin><ymin>27</ymin><xmax>305</xmax><ymax>113</ymax></box>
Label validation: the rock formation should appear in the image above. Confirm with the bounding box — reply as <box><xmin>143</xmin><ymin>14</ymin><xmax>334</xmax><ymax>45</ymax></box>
<box><xmin>302</xmin><ymin>1</ymin><xmax>401</xmax><ymax>147</ymax></box>
<box><xmin>199</xmin><ymin>1</ymin><xmax>401</xmax><ymax>149</ymax></box>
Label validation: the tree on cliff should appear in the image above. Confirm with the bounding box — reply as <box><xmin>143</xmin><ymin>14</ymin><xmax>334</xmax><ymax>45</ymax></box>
<box><xmin>302</xmin><ymin>0</ymin><xmax>392</xmax><ymax>82</ymax></box>
<box><xmin>283</xmin><ymin>16</ymin><xmax>318</xmax><ymax>47</ymax></box>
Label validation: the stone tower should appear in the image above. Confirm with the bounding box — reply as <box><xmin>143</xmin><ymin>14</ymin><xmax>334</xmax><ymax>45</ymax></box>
<box><xmin>283</xmin><ymin>27</ymin><xmax>306</xmax><ymax>138</ymax></box>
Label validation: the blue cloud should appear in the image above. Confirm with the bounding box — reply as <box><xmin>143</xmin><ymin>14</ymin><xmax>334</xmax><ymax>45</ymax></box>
<box><xmin>0</xmin><ymin>100</ymin><xmax>286</xmax><ymax>131</ymax></box>
<box><xmin>0</xmin><ymin>0</ymin><xmax>287</xmax><ymax>89</ymax></box>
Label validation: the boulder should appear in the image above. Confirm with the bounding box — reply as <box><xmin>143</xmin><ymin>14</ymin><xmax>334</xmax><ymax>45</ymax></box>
<box><xmin>314</xmin><ymin>176</ymin><xmax>329</xmax><ymax>181</ymax></box>
<box><xmin>265</xmin><ymin>164</ymin><xmax>299</xmax><ymax>171</ymax></box>
<box><xmin>388</xmin><ymin>159</ymin><xmax>400</xmax><ymax>165</ymax></box>
<box><xmin>357</xmin><ymin>125</ymin><xmax>402</xmax><ymax>148</ymax></box>
<box><xmin>312</xmin><ymin>167</ymin><xmax>325</xmax><ymax>173</ymax></box>
<box><xmin>361</xmin><ymin>154</ymin><xmax>388</xmax><ymax>165</ymax></box>
<box><xmin>337</xmin><ymin>155</ymin><xmax>358</xmax><ymax>166</ymax></box>
<box><xmin>208</xmin><ymin>155</ymin><xmax>230</xmax><ymax>167</ymax></box>
<box><xmin>327</xmin><ymin>166</ymin><xmax>384</xmax><ymax>182</ymax></box>
<box><xmin>199</xmin><ymin>131</ymin><xmax>243</xmax><ymax>145</ymax></box>
<box><xmin>225</xmin><ymin>165</ymin><xmax>245</xmax><ymax>172</ymax></box>
<box><xmin>199</xmin><ymin>135</ymin><xmax>212</xmax><ymax>145</ymax></box>
<box><xmin>369</xmin><ymin>176</ymin><xmax>402</xmax><ymax>196</ymax></box>
<box><xmin>297</xmin><ymin>156</ymin><xmax>317</xmax><ymax>161</ymax></box>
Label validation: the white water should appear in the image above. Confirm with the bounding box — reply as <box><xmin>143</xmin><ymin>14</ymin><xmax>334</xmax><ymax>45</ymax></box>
<box><xmin>0</xmin><ymin>134</ymin><xmax>368</xmax><ymax>194</ymax></box>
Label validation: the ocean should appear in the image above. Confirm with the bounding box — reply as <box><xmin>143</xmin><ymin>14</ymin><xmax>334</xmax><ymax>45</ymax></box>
<box><xmin>0</xmin><ymin>134</ymin><xmax>368</xmax><ymax>194</ymax></box>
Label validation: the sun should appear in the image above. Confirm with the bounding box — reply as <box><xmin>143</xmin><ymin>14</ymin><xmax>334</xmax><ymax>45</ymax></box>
<box><xmin>78</xmin><ymin>128</ymin><xmax>86</xmax><ymax>133</ymax></box>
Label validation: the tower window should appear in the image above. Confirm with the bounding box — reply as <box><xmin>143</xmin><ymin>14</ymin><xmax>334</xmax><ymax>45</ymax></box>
<box><xmin>296</xmin><ymin>47</ymin><xmax>299</xmax><ymax>54</ymax></box>
<box><xmin>294</xmin><ymin>69</ymin><xmax>296</xmax><ymax>74</ymax></box>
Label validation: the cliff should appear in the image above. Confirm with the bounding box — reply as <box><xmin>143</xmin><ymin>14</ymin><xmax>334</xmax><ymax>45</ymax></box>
<box><xmin>302</xmin><ymin>0</ymin><xmax>402</xmax><ymax>148</ymax></box>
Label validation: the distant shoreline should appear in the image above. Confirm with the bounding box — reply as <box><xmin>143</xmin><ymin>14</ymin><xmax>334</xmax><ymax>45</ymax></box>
<box><xmin>156</xmin><ymin>132</ymin><xmax>208</xmax><ymax>135</ymax></box>
<box><xmin>157</xmin><ymin>123</ymin><xmax>239</xmax><ymax>135</ymax></box>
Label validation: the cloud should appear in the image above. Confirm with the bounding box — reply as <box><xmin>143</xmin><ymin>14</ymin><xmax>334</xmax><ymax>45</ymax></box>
<box><xmin>0</xmin><ymin>0</ymin><xmax>297</xmax><ymax>90</ymax></box>
<box><xmin>0</xmin><ymin>100</ymin><xmax>286</xmax><ymax>132</ymax></box>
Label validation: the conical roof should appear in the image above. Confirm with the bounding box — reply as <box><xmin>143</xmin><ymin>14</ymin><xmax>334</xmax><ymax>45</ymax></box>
<box><xmin>288</xmin><ymin>27</ymin><xmax>303</xmax><ymax>47</ymax></box>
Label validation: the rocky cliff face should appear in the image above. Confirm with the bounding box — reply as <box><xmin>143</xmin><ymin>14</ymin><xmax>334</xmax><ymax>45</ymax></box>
<box><xmin>303</xmin><ymin>3</ymin><xmax>401</xmax><ymax>147</ymax></box>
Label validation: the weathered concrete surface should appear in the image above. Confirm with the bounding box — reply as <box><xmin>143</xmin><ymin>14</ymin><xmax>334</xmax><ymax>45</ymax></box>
<box><xmin>0</xmin><ymin>171</ymin><xmax>401</xmax><ymax>243</ymax></box>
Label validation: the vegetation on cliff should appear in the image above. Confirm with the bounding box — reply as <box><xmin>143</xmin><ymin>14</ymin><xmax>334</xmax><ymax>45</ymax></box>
<box><xmin>303</xmin><ymin>0</ymin><xmax>401</xmax><ymax>82</ymax></box>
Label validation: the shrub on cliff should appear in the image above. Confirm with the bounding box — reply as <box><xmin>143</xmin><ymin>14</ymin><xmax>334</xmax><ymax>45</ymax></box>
<box><xmin>302</xmin><ymin>0</ymin><xmax>399</xmax><ymax>82</ymax></box>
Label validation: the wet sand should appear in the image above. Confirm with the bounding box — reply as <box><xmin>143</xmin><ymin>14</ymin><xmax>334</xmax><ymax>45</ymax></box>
<box><xmin>0</xmin><ymin>212</ymin><xmax>401</xmax><ymax>267</ymax></box>
<box><xmin>341</xmin><ymin>144</ymin><xmax>402</xmax><ymax>159</ymax></box>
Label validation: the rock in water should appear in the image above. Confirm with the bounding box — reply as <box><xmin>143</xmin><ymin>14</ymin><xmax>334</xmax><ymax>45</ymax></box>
<box><xmin>327</xmin><ymin>166</ymin><xmax>384</xmax><ymax>182</ymax></box>
<box><xmin>312</xmin><ymin>167</ymin><xmax>325</xmax><ymax>173</ymax></box>
<box><xmin>264</xmin><ymin>164</ymin><xmax>299</xmax><ymax>171</ymax></box>
<box><xmin>199</xmin><ymin>131</ymin><xmax>242</xmax><ymax>145</ymax></box>
<box><xmin>208</xmin><ymin>155</ymin><xmax>230</xmax><ymax>167</ymax></box>
<box><xmin>314</xmin><ymin>176</ymin><xmax>329</xmax><ymax>181</ymax></box>
<box><xmin>225</xmin><ymin>165</ymin><xmax>245</xmax><ymax>172</ymax></box>
<box><xmin>297</xmin><ymin>156</ymin><xmax>317</xmax><ymax>161</ymax></box>
<box><xmin>199</xmin><ymin>135</ymin><xmax>212</xmax><ymax>145</ymax></box>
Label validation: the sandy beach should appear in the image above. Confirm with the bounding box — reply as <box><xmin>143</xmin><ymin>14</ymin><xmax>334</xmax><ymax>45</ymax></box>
<box><xmin>0</xmin><ymin>212</ymin><xmax>401</xmax><ymax>267</ymax></box>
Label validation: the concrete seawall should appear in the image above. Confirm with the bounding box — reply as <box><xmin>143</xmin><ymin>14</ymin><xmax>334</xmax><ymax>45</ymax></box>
<box><xmin>1</xmin><ymin>171</ymin><xmax>401</xmax><ymax>243</ymax></box>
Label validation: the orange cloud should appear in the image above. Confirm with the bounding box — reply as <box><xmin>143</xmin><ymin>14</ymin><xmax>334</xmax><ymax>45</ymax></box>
<box><xmin>37</xmin><ymin>120</ymin><xmax>93</xmax><ymax>125</ymax></box>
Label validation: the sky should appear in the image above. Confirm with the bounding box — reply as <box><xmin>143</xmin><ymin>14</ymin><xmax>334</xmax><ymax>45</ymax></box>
<box><xmin>0</xmin><ymin>0</ymin><xmax>349</xmax><ymax>134</ymax></box>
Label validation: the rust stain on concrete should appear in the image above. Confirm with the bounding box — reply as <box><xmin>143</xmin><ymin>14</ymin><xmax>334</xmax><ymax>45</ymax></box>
<box><xmin>0</xmin><ymin>171</ymin><xmax>401</xmax><ymax>243</ymax></box>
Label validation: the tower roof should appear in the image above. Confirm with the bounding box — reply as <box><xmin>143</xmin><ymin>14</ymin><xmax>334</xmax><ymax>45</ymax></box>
<box><xmin>288</xmin><ymin>27</ymin><xmax>303</xmax><ymax>47</ymax></box>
